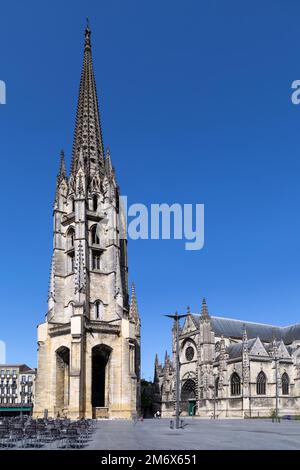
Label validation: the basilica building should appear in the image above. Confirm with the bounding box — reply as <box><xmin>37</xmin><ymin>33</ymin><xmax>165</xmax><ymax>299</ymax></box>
<box><xmin>154</xmin><ymin>299</ymin><xmax>300</xmax><ymax>418</ymax></box>
<box><xmin>33</xmin><ymin>26</ymin><xmax>141</xmax><ymax>420</ymax></box>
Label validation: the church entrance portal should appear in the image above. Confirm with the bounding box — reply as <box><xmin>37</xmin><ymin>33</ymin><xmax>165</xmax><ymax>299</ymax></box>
<box><xmin>92</xmin><ymin>345</ymin><xmax>111</xmax><ymax>417</ymax></box>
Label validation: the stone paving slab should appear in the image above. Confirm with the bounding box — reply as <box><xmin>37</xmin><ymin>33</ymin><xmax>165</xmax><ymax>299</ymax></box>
<box><xmin>85</xmin><ymin>418</ymin><xmax>300</xmax><ymax>450</ymax></box>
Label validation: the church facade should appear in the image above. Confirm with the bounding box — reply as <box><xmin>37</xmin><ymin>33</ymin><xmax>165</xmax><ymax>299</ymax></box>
<box><xmin>154</xmin><ymin>299</ymin><xmax>300</xmax><ymax>418</ymax></box>
<box><xmin>33</xmin><ymin>26</ymin><xmax>141</xmax><ymax>420</ymax></box>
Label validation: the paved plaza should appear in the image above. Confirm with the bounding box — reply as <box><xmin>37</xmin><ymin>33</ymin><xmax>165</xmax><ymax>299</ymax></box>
<box><xmin>85</xmin><ymin>418</ymin><xmax>300</xmax><ymax>450</ymax></box>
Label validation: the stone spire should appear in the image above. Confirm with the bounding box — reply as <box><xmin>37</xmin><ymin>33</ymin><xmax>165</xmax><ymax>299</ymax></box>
<box><xmin>271</xmin><ymin>330</ymin><xmax>279</xmax><ymax>359</ymax></box>
<box><xmin>58</xmin><ymin>150</ymin><xmax>67</xmax><ymax>182</ymax></box>
<box><xmin>200</xmin><ymin>297</ymin><xmax>210</xmax><ymax>320</ymax></box>
<box><xmin>154</xmin><ymin>353</ymin><xmax>160</xmax><ymax>383</ymax></box>
<box><xmin>242</xmin><ymin>324</ymin><xmax>248</xmax><ymax>352</ymax></box>
<box><xmin>129</xmin><ymin>283</ymin><xmax>140</xmax><ymax>325</ymax></box>
<box><xmin>155</xmin><ymin>353</ymin><xmax>159</xmax><ymax>368</ymax></box>
<box><xmin>242</xmin><ymin>324</ymin><xmax>250</xmax><ymax>397</ymax></box>
<box><xmin>71</xmin><ymin>24</ymin><xmax>105</xmax><ymax>176</ymax></box>
<box><xmin>105</xmin><ymin>147</ymin><xmax>114</xmax><ymax>178</ymax></box>
<box><xmin>54</xmin><ymin>150</ymin><xmax>68</xmax><ymax>210</ymax></box>
<box><xmin>164</xmin><ymin>350</ymin><xmax>169</xmax><ymax>367</ymax></box>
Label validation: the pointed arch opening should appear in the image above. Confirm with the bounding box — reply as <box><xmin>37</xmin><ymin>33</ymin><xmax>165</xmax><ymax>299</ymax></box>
<box><xmin>256</xmin><ymin>371</ymin><xmax>266</xmax><ymax>395</ymax></box>
<box><xmin>181</xmin><ymin>379</ymin><xmax>196</xmax><ymax>415</ymax></box>
<box><xmin>95</xmin><ymin>300</ymin><xmax>104</xmax><ymax>320</ymax></box>
<box><xmin>92</xmin><ymin>345</ymin><xmax>112</xmax><ymax>409</ymax></box>
<box><xmin>55</xmin><ymin>346</ymin><xmax>70</xmax><ymax>412</ymax></box>
<box><xmin>282</xmin><ymin>372</ymin><xmax>289</xmax><ymax>395</ymax></box>
<box><xmin>69</xmin><ymin>197</ymin><xmax>75</xmax><ymax>213</ymax></box>
<box><xmin>67</xmin><ymin>227</ymin><xmax>75</xmax><ymax>250</ymax></box>
<box><xmin>91</xmin><ymin>225</ymin><xmax>100</xmax><ymax>245</ymax></box>
<box><xmin>230</xmin><ymin>372</ymin><xmax>241</xmax><ymax>396</ymax></box>
<box><xmin>181</xmin><ymin>379</ymin><xmax>196</xmax><ymax>401</ymax></box>
<box><xmin>92</xmin><ymin>194</ymin><xmax>98</xmax><ymax>212</ymax></box>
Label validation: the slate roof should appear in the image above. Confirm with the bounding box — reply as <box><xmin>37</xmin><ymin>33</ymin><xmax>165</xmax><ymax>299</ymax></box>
<box><xmin>226</xmin><ymin>338</ymin><xmax>256</xmax><ymax>359</ymax></box>
<box><xmin>191</xmin><ymin>315</ymin><xmax>300</xmax><ymax>344</ymax></box>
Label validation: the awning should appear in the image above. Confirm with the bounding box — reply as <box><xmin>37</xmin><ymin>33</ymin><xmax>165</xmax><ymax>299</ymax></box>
<box><xmin>0</xmin><ymin>407</ymin><xmax>32</xmax><ymax>412</ymax></box>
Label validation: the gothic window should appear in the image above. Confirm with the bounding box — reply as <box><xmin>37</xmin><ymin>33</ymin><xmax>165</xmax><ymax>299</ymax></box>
<box><xmin>215</xmin><ymin>377</ymin><xmax>219</xmax><ymax>398</ymax></box>
<box><xmin>185</xmin><ymin>346</ymin><xmax>195</xmax><ymax>361</ymax></box>
<box><xmin>282</xmin><ymin>372</ymin><xmax>289</xmax><ymax>395</ymax></box>
<box><xmin>256</xmin><ymin>371</ymin><xmax>266</xmax><ymax>395</ymax></box>
<box><xmin>181</xmin><ymin>379</ymin><xmax>196</xmax><ymax>401</ymax></box>
<box><xmin>93</xmin><ymin>194</ymin><xmax>98</xmax><ymax>212</ymax></box>
<box><xmin>68</xmin><ymin>252</ymin><xmax>75</xmax><ymax>273</ymax></box>
<box><xmin>215</xmin><ymin>341</ymin><xmax>220</xmax><ymax>352</ymax></box>
<box><xmin>230</xmin><ymin>372</ymin><xmax>241</xmax><ymax>396</ymax></box>
<box><xmin>95</xmin><ymin>300</ymin><xmax>104</xmax><ymax>320</ymax></box>
<box><xmin>129</xmin><ymin>343</ymin><xmax>135</xmax><ymax>374</ymax></box>
<box><xmin>92</xmin><ymin>251</ymin><xmax>101</xmax><ymax>270</ymax></box>
<box><xmin>70</xmin><ymin>197</ymin><xmax>75</xmax><ymax>213</ymax></box>
<box><xmin>67</xmin><ymin>227</ymin><xmax>75</xmax><ymax>249</ymax></box>
<box><xmin>91</xmin><ymin>225</ymin><xmax>100</xmax><ymax>245</ymax></box>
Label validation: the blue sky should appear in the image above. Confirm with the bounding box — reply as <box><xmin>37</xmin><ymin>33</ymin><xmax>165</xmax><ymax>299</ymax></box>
<box><xmin>0</xmin><ymin>0</ymin><xmax>300</xmax><ymax>379</ymax></box>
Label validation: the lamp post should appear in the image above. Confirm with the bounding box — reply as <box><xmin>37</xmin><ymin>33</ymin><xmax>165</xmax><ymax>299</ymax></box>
<box><xmin>275</xmin><ymin>355</ymin><xmax>279</xmax><ymax>422</ymax></box>
<box><xmin>20</xmin><ymin>390</ymin><xmax>24</xmax><ymax>420</ymax></box>
<box><xmin>213</xmin><ymin>375</ymin><xmax>217</xmax><ymax>420</ymax></box>
<box><xmin>20</xmin><ymin>380</ymin><xmax>25</xmax><ymax>420</ymax></box>
<box><xmin>165</xmin><ymin>312</ymin><xmax>188</xmax><ymax>429</ymax></box>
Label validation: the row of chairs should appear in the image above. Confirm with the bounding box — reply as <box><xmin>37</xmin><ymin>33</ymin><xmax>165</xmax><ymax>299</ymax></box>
<box><xmin>0</xmin><ymin>416</ymin><xmax>96</xmax><ymax>449</ymax></box>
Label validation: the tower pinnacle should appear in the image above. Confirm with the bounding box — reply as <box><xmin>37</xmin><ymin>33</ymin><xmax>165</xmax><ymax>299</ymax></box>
<box><xmin>200</xmin><ymin>297</ymin><xmax>210</xmax><ymax>319</ymax></box>
<box><xmin>58</xmin><ymin>150</ymin><xmax>66</xmax><ymax>181</ymax></box>
<box><xmin>129</xmin><ymin>283</ymin><xmax>140</xmax><ymax>326</ymax></box>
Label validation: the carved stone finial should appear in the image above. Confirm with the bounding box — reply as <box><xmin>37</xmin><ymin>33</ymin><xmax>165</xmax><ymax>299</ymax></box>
<box><xmin>200</xmin><ymin>297</ymin><xmax>210</xmax><ymax>319</ymax></box>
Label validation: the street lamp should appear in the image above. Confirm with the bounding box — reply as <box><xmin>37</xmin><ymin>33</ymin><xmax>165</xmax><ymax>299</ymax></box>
<box><xmin>20</xmin><ymin>381</ymin><xmax>25</xmax><ymax>420</ymax></box>
<box><xmin>164</xmin><ymin>312</ymin><xmax>188</xmax><ymax>430</ymax></box>
<box><xmin>213</xmin><ymin>374</ymin><xmax>217</xmax><ymax>420</ymax></box>
<box><xmin>275</xmin><ymin>354</ymin><xmax>279</xmax><ymax>422</ymax></box>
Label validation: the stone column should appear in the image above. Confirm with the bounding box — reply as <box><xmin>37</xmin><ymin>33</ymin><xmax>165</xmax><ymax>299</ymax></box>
<box><xmin>69</xmin><ymin>315</ymin><xmax>84</xmax><ymax>419</ymax></box>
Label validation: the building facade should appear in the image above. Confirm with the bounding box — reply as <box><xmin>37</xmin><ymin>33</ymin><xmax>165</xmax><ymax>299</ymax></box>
<box><xmin>155</xmin><ymin>299</ymin><xmax>300</xmax><ymax>418</ymax></box>
<box><xmin>33</xmin><ymin>26</ymin><xmax>141</xmax><ymax>420</ymax></box>
<box><xmin>0</xmin><ymin>365</ymin><xmax>36</xmax><ymax>416</ymax></box>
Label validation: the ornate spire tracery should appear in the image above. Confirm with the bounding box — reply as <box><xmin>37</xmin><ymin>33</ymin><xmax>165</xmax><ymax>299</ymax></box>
<box><xmin>71</xmin><ymin>25</ymin><xmax>105</xmax><ymax>176</ymax></box>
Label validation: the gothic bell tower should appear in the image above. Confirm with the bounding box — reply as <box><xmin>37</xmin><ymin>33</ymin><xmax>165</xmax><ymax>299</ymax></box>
<box><xmin>33</xmin><ymin>26</ymin><xmax>141</xmax><ymax>420</ymax></box>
